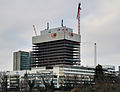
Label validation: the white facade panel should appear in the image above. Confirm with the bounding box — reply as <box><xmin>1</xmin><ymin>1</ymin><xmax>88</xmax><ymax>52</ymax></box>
<box><xmin>32</xmin><ymin>31</ymin><xmax>80</xmax><ymax>44</ymax></box>
<box><xmin>41</xmin><ymin>26</ymin><xmax>73</xmax><ymax>35</ymax></box>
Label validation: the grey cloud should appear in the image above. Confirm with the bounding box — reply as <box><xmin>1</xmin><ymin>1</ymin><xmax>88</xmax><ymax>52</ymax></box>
<box><xmin>0</xmin><ymin>0</ymin><xmax>120</xmax><ymax>70</ymax></box>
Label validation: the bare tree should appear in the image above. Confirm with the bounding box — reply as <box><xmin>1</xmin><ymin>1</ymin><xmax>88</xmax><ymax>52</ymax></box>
<box><xmin>24</xmin><ymin>71</ymin><xmax>29</xmax><ymax>92</ymax></box>
<box><xmin>41</xmin><ymin>74</ymin><xmax>55</xmax><ymax>92</ymax></box>
<box><xmin>0</xmin><ymin>72</ymin><xmax>8</xmax><ymax>92</ymax></box>
<box><xmin>28</xmin><ymin>80</ymin><xmax>35</xmax><ymax>92</ymax></box>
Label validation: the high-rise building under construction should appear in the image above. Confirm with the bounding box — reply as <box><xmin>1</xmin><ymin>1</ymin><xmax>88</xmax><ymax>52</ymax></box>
<box><xmin>31</xmin><ymin>25</ymin><xmax>81</xmax><ymax>68</ymax></box>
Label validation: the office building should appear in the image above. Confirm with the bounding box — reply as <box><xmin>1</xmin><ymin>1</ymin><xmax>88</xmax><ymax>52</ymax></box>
<box><xmin>13</xmin><ymin>51</ymin><xmax>30</xmax><ymax>71</ymax></box>
<box><xmin>7</xmin><ymin>65</ymin><xmax>95</xmax><ymax>89</ymax></box>
<box><xmin>31</xmin><ymin>26</ymin><xmax>80</xmax><ymax>68</ymax></box>
<box><xmin>119</xmin><ymin>66</ymin><xmax>120</xmax><ymax>72</ymax></box>
<box><xmin>7</xmin><ymin>64</ymin><xmax>116</xmax><ymax>89</ymax></box>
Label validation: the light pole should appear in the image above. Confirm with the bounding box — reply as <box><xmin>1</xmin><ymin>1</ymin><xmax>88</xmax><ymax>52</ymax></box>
<box><xmin>94</xmin><ymin>43</ymin><xmax>97</xmax><ymax>66</ymax></box>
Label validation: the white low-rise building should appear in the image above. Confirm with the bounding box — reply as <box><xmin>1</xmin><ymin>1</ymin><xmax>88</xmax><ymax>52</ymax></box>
<box><xmin>6</xmin><ymin>65</ymin><xmax>95</xmax><ymax>89</ymax></box>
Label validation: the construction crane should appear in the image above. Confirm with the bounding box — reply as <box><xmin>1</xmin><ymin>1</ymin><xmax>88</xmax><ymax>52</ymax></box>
<box><xmin>77</xmin><ymin>3</ymin><xmax>81</xmax><ymax>64</ymax></box>
<box><xmin>33</xmin><ymin>25</ymin><xmax>37</xmax><ymax>36</ymax></box>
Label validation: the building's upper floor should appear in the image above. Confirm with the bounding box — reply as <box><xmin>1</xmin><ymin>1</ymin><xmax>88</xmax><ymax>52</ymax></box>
<box><xmin>41</xmin><ymin>26</ymin><xmax>73</xmax><ymax>35</ymax></box>
<box><xmin>32</xmin><ymin>26</ymin><xmax>80</xmax><ymax>44</ymax></box>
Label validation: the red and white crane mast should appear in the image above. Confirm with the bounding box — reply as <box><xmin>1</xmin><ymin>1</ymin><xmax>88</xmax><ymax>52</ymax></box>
<box><xmin>33</xmin><ymin>25</ymin><xmax>37</xmax><ymax>36</ymax></box>
<box><xmin>77</xmin><ymin>3</ymin><xmax>81</xmax><ymax>64</ymax></box>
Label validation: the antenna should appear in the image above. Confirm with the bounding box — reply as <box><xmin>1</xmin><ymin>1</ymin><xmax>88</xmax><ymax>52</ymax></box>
<box><xmin>77</xmin><ymin>2</ymin><xmax>82</xmax><ymax>65</ymax></box>
<box><xmin>33</xmin><ymin>25</ymin><xmax>37</xmax><ymax>36</ymax></box>
<box><xmin>61</xmin><ymin>19</ymin><xmax>63</xmax><ymax>27</ymax></box>
<box><xmin>47</xmin><ymin>22</ymin><xmax>49</xmax><ymax>30</ymax></box>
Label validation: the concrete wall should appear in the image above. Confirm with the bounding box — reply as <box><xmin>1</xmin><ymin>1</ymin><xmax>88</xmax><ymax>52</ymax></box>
<box><xmin>13</xmin><ymin>52</ymin><xmax>21</xmax><ymax>71</ymax></box>
<box><xmin>32</xmin><ymin>31</ymin><xmax>81</xmax><ymax>44</ymax></box>
<box><xmin>41</xmin><ymin>26</ymin><xmax>73</xmax><ymax>35</ymax></box>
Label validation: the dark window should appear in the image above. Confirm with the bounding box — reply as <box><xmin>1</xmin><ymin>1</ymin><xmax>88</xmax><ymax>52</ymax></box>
<box><xmin>46</xmin><ymin>67</ymin><xmax>53</xmax><ymax>69</ymax></box>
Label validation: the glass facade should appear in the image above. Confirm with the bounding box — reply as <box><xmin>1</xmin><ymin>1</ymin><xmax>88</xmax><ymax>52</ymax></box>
<box><xmin>119</xmin><ymin>66</ymin><xmax>120</xmax><ymax>72</ymax></box>
<box><xmin>13</xmin><ymin>51</ymin><xmax>30</xmax><ymax>71</ymax></box>
<box><xmin>20</xmin><ymin>52</ymin><xmax>30</xmax><ymax>70</ymax></box>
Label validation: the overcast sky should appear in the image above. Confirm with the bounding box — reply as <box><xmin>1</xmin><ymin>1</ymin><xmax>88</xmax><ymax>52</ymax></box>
<box><xmin>0</xmin><ymin>0</ymin><xmax>120</xmax><ymax>71</ymax></box>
